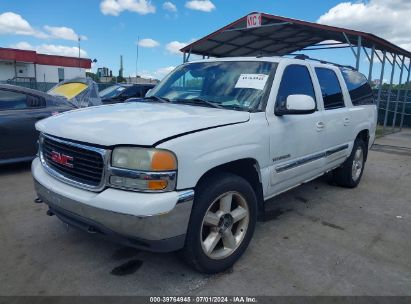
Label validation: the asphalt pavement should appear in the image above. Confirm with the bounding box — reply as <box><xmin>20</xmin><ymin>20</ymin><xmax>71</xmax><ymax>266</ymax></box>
<box><xmin>0</xmin><ymin>131</ymin><xmax>410</xmax><ymax>295</ymax></box>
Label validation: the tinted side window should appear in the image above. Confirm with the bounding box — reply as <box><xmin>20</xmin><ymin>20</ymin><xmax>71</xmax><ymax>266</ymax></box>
<box><xmin>122</xmin><ymin>86</ymin><xmax>143</xmax><ymax>98</ymax></box>
<box><xmin>276</xmin><ymin>65</ymin><xmax>316</xmax><ymax>110</ymax></box>
<box><xmin>142</xmin><ymin>86</ymin><xmax>153</xmax><ymax>96</ymax></box>
<box><xmin>0</xmin><ymin>90</ymin><xmax>28</xmax><ymax>110</ymax></box>
<box><xmin>340</xmin><ymin>69</ymin><xmax>374</xmax><ymax>105</ymax></box>
<box><xmin>315</xmin><ymin>68</ymin><xmax>345</xmax><ymax>110</ymax></box>
<box><xmin>27</xmin><ymin>95</ymin><xmax>45</xmax><ymax>108</ymax></box>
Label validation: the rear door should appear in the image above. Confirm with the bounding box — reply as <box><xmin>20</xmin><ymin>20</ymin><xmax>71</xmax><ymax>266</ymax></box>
<box><xmin>0</xmin><ymin>89</ymin><xmax>48</xmax><ymax>161</ymax></box>
<box><xmin>266</xmin><ymin>62</ymin><xmax>327</xmax><ymax>195</ymax></box>
<box><xmin>314</xmin><ymin>66</ymin><xmax>351</xmax><ymax>169</ymax></box>
<box><xmin>340</xmin><ymin>68</ymin><xmax>377</xmax><ymax>148</ymax></box>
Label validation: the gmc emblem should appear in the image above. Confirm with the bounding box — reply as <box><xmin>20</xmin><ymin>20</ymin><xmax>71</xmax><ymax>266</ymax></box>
<box><xmin>50</xmin><ymin>151</ymin><xmax>73</xmax><ymax>168</ymax></box>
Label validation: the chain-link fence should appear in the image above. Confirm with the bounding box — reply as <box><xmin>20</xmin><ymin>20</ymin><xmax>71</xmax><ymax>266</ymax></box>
<box><xmin>375</xmin><ymin>89</ymin><xmax>411</xmax><ymax>132</ymax></box>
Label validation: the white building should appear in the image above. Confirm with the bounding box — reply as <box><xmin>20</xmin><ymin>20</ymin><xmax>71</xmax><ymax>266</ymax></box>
<box><xmin>0</xmin><ymin>47</ymin><xmax>92</xmax><ymax>83</ymax></box>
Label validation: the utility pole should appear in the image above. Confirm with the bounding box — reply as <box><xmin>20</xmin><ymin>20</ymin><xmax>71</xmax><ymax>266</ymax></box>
<box><xmin>78</xmin><ymin>36</ymin><xmax>81</xmax><ymax>71</ymax></box>
<box><xmin>136</xmin><ymin>36</ymin><xmax>139</xmax><ymax>83</ymax></box>
<box><xmin>119</xmin><ymin>55</ymin><xmax>124</xmax><ymax>78</ymax></box>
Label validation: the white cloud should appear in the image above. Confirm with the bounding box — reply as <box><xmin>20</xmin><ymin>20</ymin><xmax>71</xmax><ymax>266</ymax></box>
<box><xmin>0</xmin><ymin>12</ymin><xmax>47</xmax><ymax>38</ymax></box>
<box><xmin>37</xmin><ymin>44</ymin><xmax>88</xmax><ymax>57</ymax></box>
<box><xmin>318</xmin><ymin>0</ymin><xmax>411</xmax><ymax>51</ymax></box>
<box><xmin>100</xmin><ymin>0</ymin><xmax>156</xmax><ymax>16</ymax></box>
<box><xmin>138</xmin><ymin>38</ymin><xmax>160</xmax><ymax>48</ymax></box>
<box><xmin>166</xmin><ymin>40</ymin><xmax>189</xmax><ymax>55</ymax></box>
<box><xmin>44</xmin><ymin>25</ymin><xmax>87</xmax><ymax>41</ymax></box>
<box><xmin>10</xmin><ymin>41</ymin><xmax>33</xmax><ymax>50</ymax></box>
<box><xmin>0</xmin><ymin>12</ymin><xmax>86</xmax><ymax>42</ymax></box>
<box><xmin>185</xmin><ymin>0</ymin><xmax>215</xmax><ymax>12</ymax></box>
<box><xmin>10</xmin><ymin>41</ymin><xmax>88</xmax><ymax>58</ymax></box>
<box><xmin>163</xmin><ymin>1</ymin><xmax>177</xmax><ymax>12</ymax></box>
<box><xmin>156</xmin><ymin>66</ymin><xmax>175</xmax><ymax>77</ymax></box>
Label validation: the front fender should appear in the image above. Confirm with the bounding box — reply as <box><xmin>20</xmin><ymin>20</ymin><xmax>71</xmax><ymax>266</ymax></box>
<box><xmin>157</xmin><ymin>114</ymin><xmax>270</xmax><ymax>190</ymax></box>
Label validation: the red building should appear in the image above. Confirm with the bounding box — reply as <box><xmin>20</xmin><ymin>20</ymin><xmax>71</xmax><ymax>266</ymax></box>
<box><xmin>0</xmin><ymin>47</ymin><xmax>92</xmax><ymax>83</ymax></box>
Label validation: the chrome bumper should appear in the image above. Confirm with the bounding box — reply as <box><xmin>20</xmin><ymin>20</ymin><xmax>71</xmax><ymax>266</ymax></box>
<box><xmin>34</xmin><ymin>180</ymin><xmax>194</xmax><ymax>252</ymax></box>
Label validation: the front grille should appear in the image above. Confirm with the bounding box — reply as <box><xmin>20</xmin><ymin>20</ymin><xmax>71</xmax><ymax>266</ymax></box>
<box><xmin>41</xmin><ymin>135</ymin><xmax>105</xmax><ymax>188</ymax></box>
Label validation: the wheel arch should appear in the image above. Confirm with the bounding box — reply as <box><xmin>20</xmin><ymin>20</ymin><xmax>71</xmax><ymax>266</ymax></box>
<box><xmin>356</xmin><ymin>129</ymin><xmax>370</xmax><ymax>160</ymax></box>
<box><xmin>195</xmin><ymin>158</ymin><xmax>265</xmax><ymax>220</ymax></box>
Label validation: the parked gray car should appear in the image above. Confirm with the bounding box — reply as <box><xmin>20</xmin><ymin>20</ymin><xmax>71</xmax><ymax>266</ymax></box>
<box><xmin>0</xmin><ymin>84</ymin><xmax>75</xmax><ymax>165</ymax></box>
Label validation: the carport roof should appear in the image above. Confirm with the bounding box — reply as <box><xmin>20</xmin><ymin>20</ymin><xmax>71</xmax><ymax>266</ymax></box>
<box><xmin>180</xmin><ymin>12</ymin><xmax>411</xmax><ymax>59</ymax></box>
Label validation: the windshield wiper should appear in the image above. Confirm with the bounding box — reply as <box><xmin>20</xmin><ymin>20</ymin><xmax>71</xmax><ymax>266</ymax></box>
<box><xmin>144</xmin><ymin>95</ymin><xmax>170</xmax><ymax>103</ymax></box>
<box><xmin>177</xmin><ymin>97</ymin><xmax>224</xmax><ymax>109</ymax></box>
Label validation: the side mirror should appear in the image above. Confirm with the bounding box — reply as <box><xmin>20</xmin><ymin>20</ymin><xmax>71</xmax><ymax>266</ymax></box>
<box><xmin>275</xmin><ymin>94</ymin><xmax>316</xmax><ymax>116</ymax></box>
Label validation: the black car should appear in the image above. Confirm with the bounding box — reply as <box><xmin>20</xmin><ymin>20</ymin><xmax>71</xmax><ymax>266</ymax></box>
<box><xmin>0</xmin><ymin>84</ymin><xmax>75</xmax><ymax>165</ymax></box>
<box><xmin>99</xmin><ymin>84</ymin><xmax>155</xmax><ymax>104</ymax></box>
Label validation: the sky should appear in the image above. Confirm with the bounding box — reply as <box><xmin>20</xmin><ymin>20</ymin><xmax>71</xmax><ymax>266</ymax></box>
<box><xmin>1</xmin><ymin>0</ymin><xmax>411</xmax><ymax>82</ymax></box>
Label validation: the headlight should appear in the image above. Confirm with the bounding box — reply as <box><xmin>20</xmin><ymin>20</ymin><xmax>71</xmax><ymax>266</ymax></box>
<box><xmin>109</xmin><ymin>147</ymin><xmax>177</xmax><ymax>192</ymax></box>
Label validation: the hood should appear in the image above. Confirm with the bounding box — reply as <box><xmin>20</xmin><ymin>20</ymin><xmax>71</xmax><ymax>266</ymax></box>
<box><xmin>36</xmin><ymin>102</ymin><xmax>250</xmax><ymax>146</ymax></box>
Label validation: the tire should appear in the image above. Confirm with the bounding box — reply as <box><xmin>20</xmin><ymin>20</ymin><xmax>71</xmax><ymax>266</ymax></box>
<box><xmin>332</xmin><ymin>137</ymin><xmax>367</xmax><ymax>188</ymax></box>
<box><xmin>182</xmin><ymin>172</ymin><xmax>257</xmax><ymax>274</ymax></box>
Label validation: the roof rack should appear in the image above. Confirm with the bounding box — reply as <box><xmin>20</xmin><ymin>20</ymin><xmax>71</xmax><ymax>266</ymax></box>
<box><xmin>292</xmin><ymin>54</ymin><xmax>356</xmax><ymax>70</ymax></box>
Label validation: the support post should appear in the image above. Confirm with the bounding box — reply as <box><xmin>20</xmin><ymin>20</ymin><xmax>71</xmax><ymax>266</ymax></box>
<box><xmin>356</xmin><ymin>36</ymin><xmax>362</xmax><ymax>71</ymax></box>
<box><xmin>376</xmin><ymin>51</ymin><xmax>386</xmax><ymax>109</ymax></box>
<box><xmin>186</xmin><ymin>48</ymin><xmax>192</xmax><ymax>62</ymax></box>
<box><xmin>391</xmin><ymin>56</ymin><xmax>406</xmax><ymax>131</ymax></box>
<box><xmin>368</xmin><ymin>45</ymin><xmax>375</xmax><ymax>84</ymax></box>
<box><xmin>343</xmin><ymin>32</ymin><xmax>357</xmax><ymax>58</ymax></box>
<box><xmin>383</xmin><ymin>54</ymin><xmax>397</xmax><ymax>134</ymax></box>
<box><xmin>183</xmin><ymin>51</ymin><xmax>186</xmax><ymax>63</ymax></box>
<box><xmin>400</xmin><ymin>60</ymin><xmax>411</xmax><ymax>131</ymax></box>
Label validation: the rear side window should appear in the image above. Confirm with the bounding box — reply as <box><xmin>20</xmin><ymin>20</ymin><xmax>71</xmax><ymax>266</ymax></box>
<box><xmin>0</xmin><ymin>90</ymin><xmax>28</xmax><ymax>110</ymax></box>
<box><xmin>315</xmin><ymin>68</ymin><xmax>345</xmax><ymax>110</ymax></box>
<box><xmin>340</xmin><ymin>69</ymin><xmax>374</xmax><ymax>105</ymax></box>
<box><xmin>122</xmin><ymin>86</ymin><xmax>143</xmax><ymax>98</ymax></box>
<box><xmin>142</xmin><ymin>86</ymin><xmax>153</xmax><ymax>96</ymax></box>
<box><xmin>0</xmin><ymin>90</ymin><xmax>45</xmax><ymax>110</ymax></box>
<box><xmin>27</xmin><ymin>95</ymin><xmax>45</xmax><ymax>107</ymax></box>
<box><xmin>276</xmin><ymin>65</ymin><xmax>316</xmax><ymax>109</ymax></box>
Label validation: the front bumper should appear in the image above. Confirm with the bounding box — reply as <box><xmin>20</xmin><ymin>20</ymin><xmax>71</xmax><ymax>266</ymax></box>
<box><xmin>32</xmin><ymin>158</ymin><xmax>194</xmax><ymax>252</ymax></box>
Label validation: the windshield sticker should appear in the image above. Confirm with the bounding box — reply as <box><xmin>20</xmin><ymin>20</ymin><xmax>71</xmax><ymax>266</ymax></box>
<box><xmin>235</xmin><ymin>74</ymin><xmax>269</xmax><ymax>90</ymax></box>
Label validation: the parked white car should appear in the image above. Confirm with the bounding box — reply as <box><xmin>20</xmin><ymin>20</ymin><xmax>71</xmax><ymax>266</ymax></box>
<box><xmin>32</xmin><ymin>56</ymin><xmax>377</xmax><ymax>273</ymax></box>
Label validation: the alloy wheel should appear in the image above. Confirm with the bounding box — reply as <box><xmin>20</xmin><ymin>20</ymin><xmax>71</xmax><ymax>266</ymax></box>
<box><xmin>352</xmin><ymin>146</ymin><xmax>364</xmax><ymax>181</ymax></box>
<box><xmin>200</xmin><ymin>191</ymin><xmax>249</xmax><ymax>260</ymax></box>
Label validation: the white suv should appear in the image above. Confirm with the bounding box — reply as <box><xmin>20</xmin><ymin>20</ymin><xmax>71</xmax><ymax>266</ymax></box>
<box><xmin>32</xmin><ymin>56</ymin><xmax>377</xmax><ymax>273</ymax></box>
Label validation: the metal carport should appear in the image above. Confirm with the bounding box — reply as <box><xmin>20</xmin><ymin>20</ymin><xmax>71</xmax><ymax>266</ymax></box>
<box><xmin>181</xmin><ymin>12</ymin><xmax>411</xmax><ymax>134</ymax></box>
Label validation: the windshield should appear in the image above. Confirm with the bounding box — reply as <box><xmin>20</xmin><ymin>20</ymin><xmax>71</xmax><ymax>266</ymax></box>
<box><xmin>48</xmin><ymin>82</ymin><xmax>88</xmax><ymax>100</ymax></box>
<box><xmin>99</xmin><ymin>85</ymin><xmax>126</xmax><ymax>98</ymax></box>
<box><xmin>147</xmin><ymin>61</ymin><xmax>276</xmax><ymax>111</ymax></box>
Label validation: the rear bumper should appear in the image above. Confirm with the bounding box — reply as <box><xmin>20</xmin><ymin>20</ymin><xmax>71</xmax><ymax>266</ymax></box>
<box><xmin>32</xmin><ymin>158</ymin><xmax>194</xmax><ymax>252</ymax></box>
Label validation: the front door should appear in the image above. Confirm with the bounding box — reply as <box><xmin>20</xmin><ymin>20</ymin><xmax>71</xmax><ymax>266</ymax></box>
<box><xmin>266</xmin><ymin>63</ymin><xmax>327</xmax><ymax>196</ymax></box>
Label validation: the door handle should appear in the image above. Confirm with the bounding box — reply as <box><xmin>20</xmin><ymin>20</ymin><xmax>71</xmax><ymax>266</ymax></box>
<box><xmin>343</xmin><ymin>117</ymin><xmax>350</xmax><ymax>126</ymax></box>
<box><xmin>316</xmin><ymin>121</ymin><xmax>325</xmax><ymax>131</ymax></box>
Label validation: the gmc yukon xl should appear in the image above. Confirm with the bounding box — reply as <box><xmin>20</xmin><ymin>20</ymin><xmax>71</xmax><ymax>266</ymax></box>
<box><xmin>32</xmin><ymin>57</ymin><xmax>377</xmax><ymax>273</ymax></box>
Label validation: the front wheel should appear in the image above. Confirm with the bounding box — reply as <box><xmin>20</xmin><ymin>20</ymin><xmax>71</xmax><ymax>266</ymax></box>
<box><xmin>332</xmin><ymin>137</ymin><xmax>367</xmax><ymax>188</ymax></box>
<box><xmin>182</xmin><ymin>173</ymin><xmax>257</xmax><ymax>273</ymax></box>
